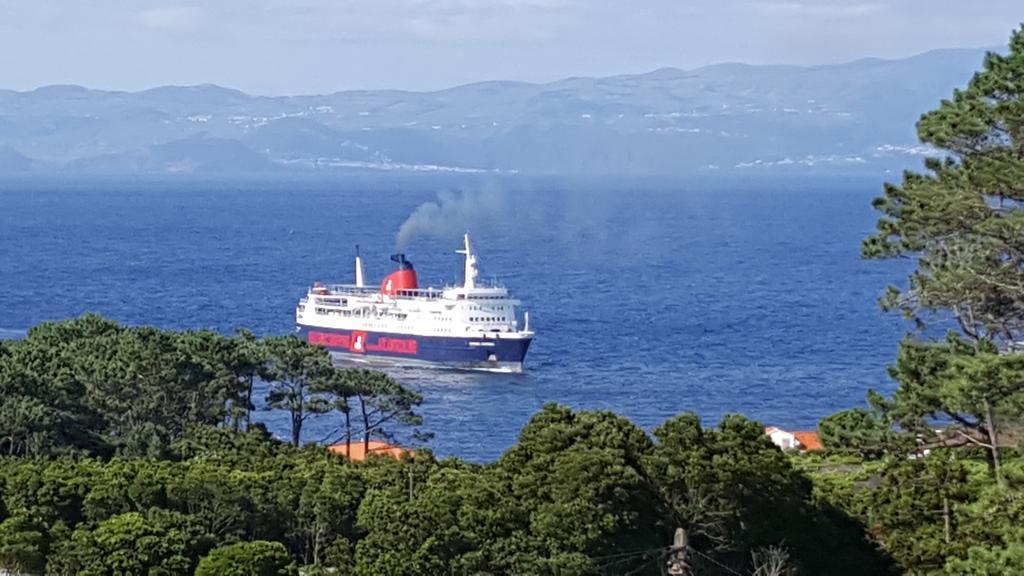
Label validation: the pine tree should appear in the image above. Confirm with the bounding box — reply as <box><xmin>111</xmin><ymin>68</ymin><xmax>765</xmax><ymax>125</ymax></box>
<box><xmin>864</xmin><ymin>26</ymin><xmax>1024</xmax><ymax>346</ymax></box>
<box><xmin>864</xmin><ymin>25</ymin><xmax>1024</xmax><ymax>484</ymax></box>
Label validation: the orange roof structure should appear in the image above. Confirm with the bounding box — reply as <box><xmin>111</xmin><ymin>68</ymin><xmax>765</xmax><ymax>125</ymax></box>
<box><xmin>793</xmin><ymin>431</ymin><xmax>824</xmax><ymax>451</ymax></box>
<box><xmin>327</xmin><ymin>440</ymin><xmax>413</xmax><ymax>461</ymax></box>
<box><xmin>765</xmin><ymin>427</ymin><xmax>824</xmax><ymax>452</ymax></box>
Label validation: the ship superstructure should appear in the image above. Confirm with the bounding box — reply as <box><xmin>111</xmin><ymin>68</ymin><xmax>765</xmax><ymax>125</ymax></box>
<box><xmin>296</xmin><ymin>234</ymin><xmax>533</xmax><ymax>372</ymax></box>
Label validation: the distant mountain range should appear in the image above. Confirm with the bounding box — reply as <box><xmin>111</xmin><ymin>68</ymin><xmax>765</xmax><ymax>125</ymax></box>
<box><xmin>0</xmin><ymin>48</ymin><xmax>990</xmax><ymax>176</ymax></box>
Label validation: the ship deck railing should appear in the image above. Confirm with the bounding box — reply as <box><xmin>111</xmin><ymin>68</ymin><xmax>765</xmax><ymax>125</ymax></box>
<box><xmin>318</xmin><ymin>285</ymin><xmax>448</xmax><ymax>300</ymax></box>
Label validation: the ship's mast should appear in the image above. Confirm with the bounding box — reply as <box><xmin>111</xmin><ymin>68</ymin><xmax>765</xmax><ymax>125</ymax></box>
<box><xmin>456</xmin><ymin>233</ymin><xmax>478</xmax><ymax>290</ymax></box>
<box><xmin>355</xmin><ymin>245</ymin><xmax>365</xmax><ymax>288</ymax></box>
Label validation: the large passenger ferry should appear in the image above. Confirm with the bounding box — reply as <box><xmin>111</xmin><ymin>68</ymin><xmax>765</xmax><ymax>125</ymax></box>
<box><xmin>296</xmin><ymin>234</ymin><xmax>534</xmax><ymax>372</ymax></box>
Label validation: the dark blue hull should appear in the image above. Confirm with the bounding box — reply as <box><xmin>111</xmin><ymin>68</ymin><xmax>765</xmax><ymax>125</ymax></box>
<box><xmin>297</xmin><ymin>324</ymin><xmax>532</xmax><ymax>372</ymax></box>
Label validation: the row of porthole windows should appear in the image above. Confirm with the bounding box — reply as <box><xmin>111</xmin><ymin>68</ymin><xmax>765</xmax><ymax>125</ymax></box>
<box><xmin>469</xmin><ymin>305</ymin><xmax>510</xmax><ymax>311</ymax></box>
<box><xmin>471</xmin><ymin>317</ymin><xmax>505</xmax><ymax>322</ymax></box>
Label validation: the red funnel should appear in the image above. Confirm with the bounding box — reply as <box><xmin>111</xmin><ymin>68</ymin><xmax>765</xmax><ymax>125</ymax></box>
<box><xmin>381</xmin><ymin>253</ymin><xmax>418</xmax><ymax>295</ymax></box>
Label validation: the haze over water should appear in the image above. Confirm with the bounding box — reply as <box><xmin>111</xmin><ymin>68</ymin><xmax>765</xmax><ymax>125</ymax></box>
<box><xmin>0</xmin><ymin>175</ymin><xmax>910</xmax><ymax>460</ymax></box>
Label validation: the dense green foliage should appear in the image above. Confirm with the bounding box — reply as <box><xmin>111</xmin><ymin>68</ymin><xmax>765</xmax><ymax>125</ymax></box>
<box><xmin>194</xmin><ymin>541</ymin><xmax>295</xmax><ymax>576</ymax></box>
<box><xmin>818</xmin><ymin>407</ymin><xmax>894</xmax><ymax>458</ymax></box>
<box><xmin>0</xmin><ymin>316</ymin><xmax>892</xmax><ymax>575</ymax></box>
<box><xmin>805</xmin><ymin>451</ymin><xmax>1024</xmax><ymax>575</ymax></box>
<box><xmin>0</xmin><ymin>315</ymin><xmax>424</xmax><ymax>457</ymax></box>
<box><xmin>0</xmin><ymin>409</ymin><xmax>890</xmax><ymax>576</ymax></box>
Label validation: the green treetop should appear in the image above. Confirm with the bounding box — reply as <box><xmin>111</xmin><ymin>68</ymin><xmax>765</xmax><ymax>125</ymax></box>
<box><xmin>195</xmin><ymin>541</ymin><xmax>295</xmax><ymax>576</ymax></box>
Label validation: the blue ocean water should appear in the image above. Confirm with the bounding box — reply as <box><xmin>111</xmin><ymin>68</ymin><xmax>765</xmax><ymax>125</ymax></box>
<box><xmin>0</xmin><ymin>175</ymin><xmax>910</xmax><ymax>460</ymax></box>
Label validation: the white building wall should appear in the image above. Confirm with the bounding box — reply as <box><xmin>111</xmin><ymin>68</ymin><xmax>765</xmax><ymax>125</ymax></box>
<box><xmin>767</xmin><ymin>429</ymin><xmax>798</xmax><ymax>450</ymax></box>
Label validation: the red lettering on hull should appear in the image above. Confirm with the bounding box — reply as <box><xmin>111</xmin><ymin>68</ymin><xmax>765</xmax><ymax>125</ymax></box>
<box><xmin>307</xmin><ymin>331</ymin><xmax>418</xmax><ymax>356</ymax></box>
<box><xmin>308</xmin><ymin>331</ymin><xmax>350</xmax><ymax>349</ymax></box>
<box><xmin>365</xmin><ymin>337</ymin><xmax>419</xmax><ymax>355</ymax></box>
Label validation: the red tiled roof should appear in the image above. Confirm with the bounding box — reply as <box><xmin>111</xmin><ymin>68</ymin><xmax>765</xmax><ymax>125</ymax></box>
<box><xmin>327</xmin><ymin>440</ymin><xmax>413</xmax><ymax>461</ymax></box>
<box><xmin>793</xmin><ymin>431</ymin><xmax>824</xmax><ymax>451</ymax></box>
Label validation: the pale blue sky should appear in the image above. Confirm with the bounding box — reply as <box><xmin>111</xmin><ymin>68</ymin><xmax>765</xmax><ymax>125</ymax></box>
<box><xmin>0</xmin><ymin>1</ymin><xmax>1021</xmax><ymax>94</ymax></box>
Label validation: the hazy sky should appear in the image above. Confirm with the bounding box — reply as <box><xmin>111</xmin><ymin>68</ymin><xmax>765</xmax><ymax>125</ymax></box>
<box><xmin>0</xmin><ymin>1</ymin><xmax>1021</xmax><ymax>94</ymax></box>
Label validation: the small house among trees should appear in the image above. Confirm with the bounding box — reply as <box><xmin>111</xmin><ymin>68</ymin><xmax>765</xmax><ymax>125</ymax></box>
<box><xmin>327</xmin><ymin>440</ymin><xmax>412</xmax><ymax>461</ymax></box>
<box><xmin>765</xmin><ymin>427</ymin><xmax>823</xmax><ymax>452</ymax></box>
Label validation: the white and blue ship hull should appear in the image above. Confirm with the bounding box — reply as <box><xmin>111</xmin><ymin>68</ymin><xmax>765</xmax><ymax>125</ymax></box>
<box><xmin>298</xmin><ymin>324</ymin><xmax>533</xmax><ymax>373</ymax></box>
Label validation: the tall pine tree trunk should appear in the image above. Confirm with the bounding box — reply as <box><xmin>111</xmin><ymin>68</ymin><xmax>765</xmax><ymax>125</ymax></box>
<box><xmin>344</xmin><ymin>406</ymin><xmax>352</xmax><ymax>458</ymax></box>
<box><xmin>246</xmin><ymin>373</ymin><xmax>254</xmax><ymax>429</ymax></box>
<box><xmin>292</xmin><ymin>393</ymin><xmax>304</xmax><ymax>447</ymax></box>
<box><xmin>982</xmin><ymin>396</ymin><xmax>1004</xmax><ymax>487</ymax></box>
<box><xmin>361</xmin><ymin>396</ymin><xmax>370</xmax><ymax>454</ymax></box>
<box><xmin>292</xmin><ymin>410</ymin><xmax>302</xmax><ymax>447</ymax></box>
<box><xmin>943</xmin><ymin>496</ymin><xmax>951</xmax><ymax>545</ymax></box>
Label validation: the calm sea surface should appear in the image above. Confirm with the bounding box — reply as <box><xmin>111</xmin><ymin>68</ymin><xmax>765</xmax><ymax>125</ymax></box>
<box><xmin>0</xmin><ymin>175</ymin><xmax>910</xmax><ymax>460</ymax></box>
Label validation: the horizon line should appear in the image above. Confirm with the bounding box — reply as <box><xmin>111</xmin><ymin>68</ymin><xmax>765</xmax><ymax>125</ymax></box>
<box><xmin>0</xmin><ymin>45</ymin><xmax>997</xmax><ymax>99</ymax></box>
